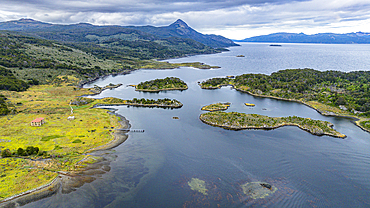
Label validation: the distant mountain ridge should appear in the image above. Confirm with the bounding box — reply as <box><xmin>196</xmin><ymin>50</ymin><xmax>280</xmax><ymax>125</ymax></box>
<box><xmin>126</xmin><ymin>19</ymin><xmax>238</xmax><ymax>48</ymax></box>
<box><xmin>239</xmin><ymin>32</ymin><xmax>370</xmax><ymax>44</ymax></box>
<box><xmin>0</xmin><ymin>18</ymin><xmax>237</xmax><ymax>48</ymax></box>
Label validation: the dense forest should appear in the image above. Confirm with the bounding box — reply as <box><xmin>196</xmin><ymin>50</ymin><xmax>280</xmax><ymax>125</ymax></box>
<box><xmin>0</xmin><ymin>66</ymin><xmax>30</xmax><ymax>91</ymax></box>
<box><xmin>136</xmin><ymin>77</ymin><xmax>188</xmax><ymax>91</ymax></box>
<box><xmin>0</xmin><ymin>32</ymin><xmax>128</xmax><ymax>76</ymax></box>
<box><xmin>0</xmin><ymin>94</ymin><xmax>10</xmax><ymax>115</ymax></box>
<box><xmin>0</xmin><ymin>31</ymin><xmax>224</xmax><ymax>83</ymax></box>
<box><xmin>201</xmin><ymin>68</ymin><xmax>370</xmax><ymax>117</ymax></box>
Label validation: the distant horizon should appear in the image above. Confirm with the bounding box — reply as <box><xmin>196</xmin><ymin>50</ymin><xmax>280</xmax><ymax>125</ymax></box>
<box><xmin>1</xmin><ymin>0</ymin><xmax>369</xmax><ymax>40</ymax></box>
<box><xmin>2</xmin><ymin>18</ymin><xmax>369</xmax><ymax>41</ymax></box>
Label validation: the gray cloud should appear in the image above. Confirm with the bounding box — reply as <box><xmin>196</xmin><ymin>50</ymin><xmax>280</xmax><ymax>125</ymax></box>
<box><xmin>1</xmin><ymin>0</ymin><xmax>307</xmax><ymax>13</ymax></box>
<box><xmin>0</xmin><ymin>0</ymin><xmax>370</xmax><ymax>39</ymax></box>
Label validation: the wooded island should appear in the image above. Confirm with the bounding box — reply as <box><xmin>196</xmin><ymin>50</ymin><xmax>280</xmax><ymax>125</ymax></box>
<box><xmin>136</xmin><ymin>77</ymin><xmax>188</xmax><ymax>92</ymax></box>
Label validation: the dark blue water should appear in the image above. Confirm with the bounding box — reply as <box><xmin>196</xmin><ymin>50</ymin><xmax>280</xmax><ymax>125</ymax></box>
<box><xmin>24</xmin><ymin>43</ymin><xmax>370</xmax><ymax>207</ymax></box>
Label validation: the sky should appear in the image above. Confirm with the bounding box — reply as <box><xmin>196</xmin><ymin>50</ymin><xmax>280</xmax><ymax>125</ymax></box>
<box><xmin>1</xmin><ymin>0</ymin><xmax>370</xmax><ymax>39</ymax></box>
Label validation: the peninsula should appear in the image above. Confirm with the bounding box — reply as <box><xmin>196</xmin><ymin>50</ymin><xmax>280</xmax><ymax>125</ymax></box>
<box><xmin>200</xmin><ymin>68</ymin><xmax>370</xmax><ymax>133</ymax></box>
<box><xmin>0</xmin><ymin>79</ymin><xmax>128</xmax><ymax>202</ymax></box>
<box><xmin>136</xmin><ymin>77</ymin><xmax>188</xmax><ymax>92</ymax></box>
<box><xmin>200</xmin><ymin>111</ymin><xmax>346</xmax><ymax>138</ymax></box>
<box><xmin>88</xmin><ymin>97</ymin><xmax>183</xmax><ymax>108</ymax></box>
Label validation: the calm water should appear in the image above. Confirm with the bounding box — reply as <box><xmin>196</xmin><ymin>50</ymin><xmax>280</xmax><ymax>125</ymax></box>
<box><xmin>24</xmin><ymin>43</ymin><xmax>370</xmax><ymax>207</ymax></box>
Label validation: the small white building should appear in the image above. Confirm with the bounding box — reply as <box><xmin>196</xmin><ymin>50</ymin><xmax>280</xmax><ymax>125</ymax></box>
<box><xmin>67</xmin><ymin>116</ymin><xmax>75</xmax><ymax>120</ymax></box>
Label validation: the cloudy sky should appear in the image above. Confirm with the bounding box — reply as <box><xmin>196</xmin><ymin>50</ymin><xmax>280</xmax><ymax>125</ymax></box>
<box><xmin>1</xmin><ymin>0</ymin><xmax>370</xmax><ymax>39</ymax></box>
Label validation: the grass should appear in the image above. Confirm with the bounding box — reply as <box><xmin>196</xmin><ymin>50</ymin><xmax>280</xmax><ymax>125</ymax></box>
<box><xmin>0</xmin><ymin>76</ymin><xmax>121</xmax><ymax>200</ymax></box>
<box><xmin>0</xmin><ymin>157</ymin><xmax>58</xmax><ymax>200</ymax></box>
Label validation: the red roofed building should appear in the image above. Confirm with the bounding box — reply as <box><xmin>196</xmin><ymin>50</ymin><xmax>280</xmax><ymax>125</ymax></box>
<box><xmin>31</xmin><ymin>118</ymin><xmax>45</xmax><ymax>126</ymax></box>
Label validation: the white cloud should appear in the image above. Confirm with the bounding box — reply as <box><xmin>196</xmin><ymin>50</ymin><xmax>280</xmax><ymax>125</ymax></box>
<box><xmin>0</xmin><ymin>0</ymin><xmax>370</xmax><ymax>39</ymax></box>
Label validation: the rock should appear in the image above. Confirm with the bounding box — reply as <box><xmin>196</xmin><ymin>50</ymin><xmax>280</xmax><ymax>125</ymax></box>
<box><xmin>339</xmin><ymin>105</ymin><xmax>348</xmax><ymax>111</ymax></box>
<box><xmin>260</xmin><ymin>182</ymin><xmax>272</xmax><ymax>190</ymax></box>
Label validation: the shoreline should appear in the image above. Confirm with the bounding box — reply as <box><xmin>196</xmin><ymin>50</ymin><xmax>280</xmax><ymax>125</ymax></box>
<box><xmin>1</xmin><ymin>51</ymin><xmax>229</xmax><ymax>206</ymax></box>
<box><xmin>135</xmin><ymin>86</ymin><xmax>188</xmax><ymax>92</ymax></box>
<box><xmin>86</xmin><ymin>110</ymin><xmax>131</xmax><ymax>153</ymax></box>
<box><xmin>93</xmin><ymin>102</ymin><xmax>183</xmax><ymax>109</ymax></box>
<box><xmin>77</xmin><ymin>69</ymin><xmax>137</xmax><ymax>88</ymax></box>
<box><xmin>0</xmin><ymin>98</ymin><xmax>131</xmax><ymax>207</ymax></box>
<box><xmin>0</xmin><ymin>174</ymin><xmax>61</xmax><ymax>207</ymax></box>
<box><xmin>202</xmin><ymin>84</ymin><xmax>370</xmax><ymax>134</ymax></box>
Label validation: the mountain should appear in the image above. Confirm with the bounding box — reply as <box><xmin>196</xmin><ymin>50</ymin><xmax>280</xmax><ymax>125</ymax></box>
<box><xmin>0</xmin><ymin>19</ymin><xmax>240</xmax><ymax>62</ymax></box>
<box><xmin>0</xmin><ymin>18</ymin><xmax>53</xmax><ymax>31</ymax></box>
<box><xmin>126</xmin><ymin>19</ymin><xmax>238</xmax><ymax>48</ymax></box>
<box><xmin>239</xmin><ymin>32</ymin><xmax>370</xmax><ymax>44</ymax></box>
<box><xmin>0</xmin><ymin>19</ymin><xmax>237</xmax><ymax>48</ymax></box>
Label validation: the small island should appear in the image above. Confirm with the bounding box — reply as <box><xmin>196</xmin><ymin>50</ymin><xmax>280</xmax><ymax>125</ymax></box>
<box><xmin>201</xmin><ymin>102</ymin><xmax>230</xmax><ymax>111</ymax></box>
<box><xmin>199</xmin><ymin>111</ymin><xmax>346</xmax><ymax>138</ymax></box>
<box><xmin>135</xmin><ymin>77</ymin><xmax>188</xmax><ymax>92</ymax></box>
<box><xmin>269</xmin><ymin>44</ymin><xmax>282</xmax><ymax>47</ymax></box>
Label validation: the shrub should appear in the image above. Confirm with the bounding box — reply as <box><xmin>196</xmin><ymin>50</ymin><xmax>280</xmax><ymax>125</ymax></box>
<box><xmin>1</xmin><ymin>149</ymin><xmax>12</xmax><ymax>158</ymax></box>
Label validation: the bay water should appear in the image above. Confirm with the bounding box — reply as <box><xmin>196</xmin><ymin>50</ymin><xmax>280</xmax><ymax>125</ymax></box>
<box><xmin>24</xmin><ymin>43</ymin><xmax>370</xmax><ymax>207</ymax></box>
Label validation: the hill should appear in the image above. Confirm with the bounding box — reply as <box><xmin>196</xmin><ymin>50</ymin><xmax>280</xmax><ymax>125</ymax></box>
<box><xmin>239</xmin><ymin>32</ymin><xmax>370</xmax><ymax>44</ymax></box>
<box><xmin>0</xmin><ymin>18</ymin><xmax>237</xmax><ymax>49</ymax></box>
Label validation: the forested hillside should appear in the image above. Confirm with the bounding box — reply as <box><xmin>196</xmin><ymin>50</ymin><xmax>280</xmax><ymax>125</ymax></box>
<box><xmin>201</xmin><ymin>69</ymin><xmax>370</xmax><ymax>116</ymax></box>
<box><xmin>0</xmin><ymin>19</ymin><xmax>234</xmax><ymax>61</ymax></box>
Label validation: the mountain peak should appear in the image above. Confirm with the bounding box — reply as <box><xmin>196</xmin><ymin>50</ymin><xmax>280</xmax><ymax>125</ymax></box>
<box><xmin>14</xmin><ymin>18</ymin><xmax>46</xmax><ymax>24</ymax></box>
<box><xmin>169</xmin><ymin>19</ymin><xmax>189</xmax><ymax>28</ymax></box>
<box><xmin>18</xmin><ymin>18</ymin><xmax>37</xmax><ymax>22</ymax></box>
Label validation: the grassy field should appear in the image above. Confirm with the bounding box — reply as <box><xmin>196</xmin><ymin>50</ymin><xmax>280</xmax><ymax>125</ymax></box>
<box><xmin>0</xmin><ymin>76</ymin><xmax>121</xmax><ymax>200</ymax></box>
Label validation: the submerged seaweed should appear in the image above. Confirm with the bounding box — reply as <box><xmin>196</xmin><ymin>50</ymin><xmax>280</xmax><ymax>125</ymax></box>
<box><xmin>241</xmin><ymin>182</ymin><xmax>277</xmax><ymax>199</ymax></box>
